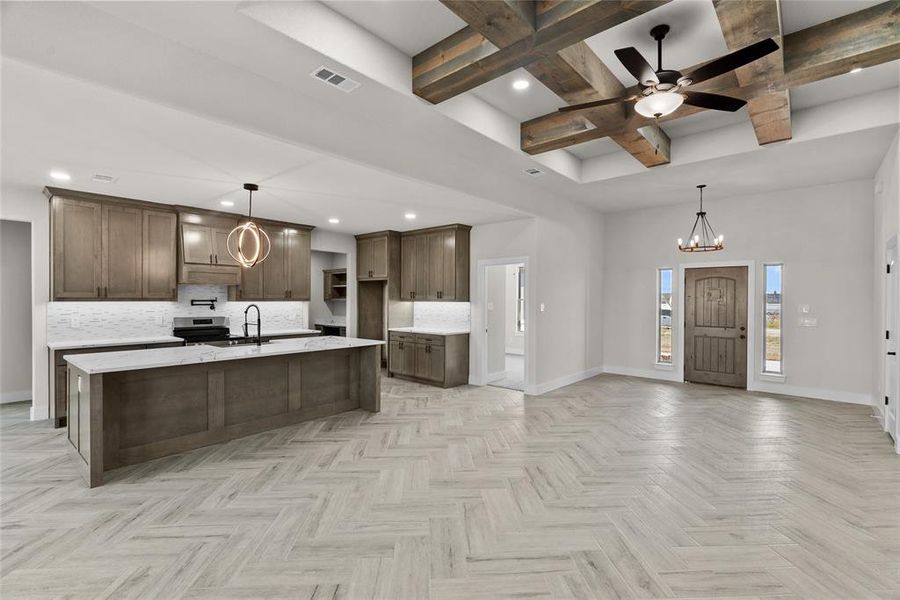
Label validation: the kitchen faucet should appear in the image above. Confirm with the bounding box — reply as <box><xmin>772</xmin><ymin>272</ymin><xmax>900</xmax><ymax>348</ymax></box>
<box><xmin>243</xmin><ymin>304</ymin><xmax>262</xmax><ymax>346</ymax></box>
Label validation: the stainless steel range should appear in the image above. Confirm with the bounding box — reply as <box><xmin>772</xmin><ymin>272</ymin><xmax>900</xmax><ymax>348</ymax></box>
<box><xmin>172</xmin><ymin>316</ymin><xmax>271</xmax><ymax>346</ymax></box>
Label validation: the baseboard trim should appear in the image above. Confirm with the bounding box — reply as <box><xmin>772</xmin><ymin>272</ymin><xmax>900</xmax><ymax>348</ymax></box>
<box><xmin>748</xmin><ymin>381</ymin><xmax>872</xmax><ymax>406</ymax></box>
<box><xmin>527</xmin><ymin>366</ymin><xmax>603</xmax><ymax>396</ymax></box>
<box><xmin>601</xmin><ymin>365</ymin><xmax>872</xmax><ymax>406</ymax></box>
<box><xmin>0</xmin><ymin>390</ymin><xmax>31</xmax><ymax>404</ymax></box>
<box><xmin>485</xmin><ymin>370</ymin><xmax>507</xmax><ymax>384</ymax></box>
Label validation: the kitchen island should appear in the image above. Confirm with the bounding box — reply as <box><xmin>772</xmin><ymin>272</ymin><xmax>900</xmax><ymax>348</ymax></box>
<box><xmin>65</xmin><ymin>336</ymin><xmax>383</xmax><ymax>487</ymax></box>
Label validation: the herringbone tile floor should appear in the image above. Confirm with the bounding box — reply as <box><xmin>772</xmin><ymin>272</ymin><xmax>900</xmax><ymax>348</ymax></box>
<box><xmin>1</xmin><ymin>374</ymin><xmax>898</xmax><ymax>599</ymax></box>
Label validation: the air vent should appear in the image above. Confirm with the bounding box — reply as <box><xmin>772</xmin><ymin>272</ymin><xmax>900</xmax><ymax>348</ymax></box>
<box><xmin>523</xmin><ymin>168</ymin><xmax>544</xmax><ymax>177</ymax></box>
<box><xmin>91</xmin><ymin>174</ymin><xmax>118</xmax><ymax>184</ymax></box>
<box><xmin>311</xmin><ymin>66</ymin><xmax>360</xmax><ymax>93</ymax></box>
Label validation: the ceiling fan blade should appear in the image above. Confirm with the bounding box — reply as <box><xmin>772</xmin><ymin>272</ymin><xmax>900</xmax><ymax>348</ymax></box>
<box><xmin>683</xmin><ymin>91</ymin><xmax>746</xmax><ymax>112</ymax></box>
<box><xmin>614</xmin><ymin>47</ymin><xmax>659</xmax><ymax>85</ymax></box>
<box><xmin>683</xmin><ymin>38</ymin><xmax>779</xmax><ymax>86</ymax></box>
<box><xmin>558</xmin><ymin>95</ymin><xmax>631</xmax><ymax>113</ymax></box>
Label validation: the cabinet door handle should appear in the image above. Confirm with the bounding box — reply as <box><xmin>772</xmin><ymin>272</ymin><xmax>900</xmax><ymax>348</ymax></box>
<box><xmin>214</xmin><ymin>254</ymin><xmax>218</xmax><ymax>264</ymax></box>
<box><xmin>97</xmin><ymin>286</ymin><xmax>100</xmax><ymax>297</ymax></box>
<box><xmin>103</xmin><ymin>286</ymin><xmax>108</xmax><ymax>297</ymax></box>
<box><xmin>172</xmin><ymin>288</ymin><xmax>176</xmax><ymax>298</ymax></box>
<box><xmin>209</xmin><ymin>253</ymin><xmax>213</xmax><ymax>264</ymax></box>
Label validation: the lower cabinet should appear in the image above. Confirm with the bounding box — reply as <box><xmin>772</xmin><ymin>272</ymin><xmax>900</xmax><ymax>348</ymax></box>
<box><xmin>388</xmin><ymin>332</ymin><xmax>468</xmax><ymax>388</ymax></box>
<box><xmin>51</xmin><ymin>341</ymin><xmax>184</xmax><ymax>428</ymax></box>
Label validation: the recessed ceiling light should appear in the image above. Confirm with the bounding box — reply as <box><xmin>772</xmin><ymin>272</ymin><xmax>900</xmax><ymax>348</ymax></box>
<box><xmin>512</xmin><ymin>79</ymin><xmax>530</xmax><ymax>91</ymax></box>
<box><xmin>220</xmin><ymin>200</ymin><xmax>234</xmax><ymax>207</ymax></box>
<box><xmin>328</xmin><ymin>217</ymin><xmax>340</xmax><ymax>224</ymax></box>
<box><xmin>50</xmin><ymin>170</ymin><xmax>71</xmax><ymax>181</ymax></box>
<box><xmin>404</xmin><ymin>212</ymin><xmax>417</xmax><ymax>220</ymax></box>
<box><xmin>849</xmin><ymin>66</ymin><xmax>863</xmax><ymax>74</ymax></box>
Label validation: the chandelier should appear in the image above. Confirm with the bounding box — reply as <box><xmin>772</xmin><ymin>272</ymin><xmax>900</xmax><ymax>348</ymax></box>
<box><xmin>227</xmin><ymin>183</ymin><xmax>271</xmax><ymax>268</ymax></box>
<box><xmin>677</xmin><ymin>184</ymin><xmax>724</xmax><ymax>252</ymax></box>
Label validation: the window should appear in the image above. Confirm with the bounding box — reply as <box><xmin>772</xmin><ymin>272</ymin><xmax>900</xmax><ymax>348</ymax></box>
<box><xmin>516</xmin><ymin>266</ymin><xmax>525</xmax><ymax>333</ymax></box>
<box><xmin>764</xmin><ymin>264</ymin><xmax>783</xmax><ymax>374</ymax></box>
<box><xmin>657</xmin><ymin>268</ymin><xmax>673</xmax><ymax>364</ymax></box>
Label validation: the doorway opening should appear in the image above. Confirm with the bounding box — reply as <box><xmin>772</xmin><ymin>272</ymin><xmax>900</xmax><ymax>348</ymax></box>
<box><xmin>484</xmin><ymin>261</ymin><xmax>526</xmax><ymax>391</ymax></box>
<box><xmin>884</xmin><ymin>235</ymin><xmax>898</xmax><ymax>451</ymax></box>
<box><xmin>1</xmin><ymin>220</ymin><xmax>33</xmax><ymax>407</ymax></box>
<box><xmin>683</xmin><ymin>265</ymin><xmax>749</xmax><ymax>389</ymax></box>
<box><xmin>310</xmin><ymin>249</ymin><xmax>348</xmax><ymax>336</ymax></box>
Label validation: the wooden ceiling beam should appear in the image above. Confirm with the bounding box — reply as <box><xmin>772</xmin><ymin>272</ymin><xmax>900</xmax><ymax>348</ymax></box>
<box><xmin>526</xmin><ymin>42</ymin><xmax>670</xmax><ymax>166</ymax></box>
<box><xmin>521</xmin><ymin>0</ymin><xmax>900</xmax><ymax>154</ymax></box>
<box><xmin>713</xmin><ymin>0</ymin><xmax>791</xmax><ymax>145</ymax></box>
<box><xmin>413</xmin><ymin>0</ymin><xmax>671</xmax><ymax>104</ymax></box>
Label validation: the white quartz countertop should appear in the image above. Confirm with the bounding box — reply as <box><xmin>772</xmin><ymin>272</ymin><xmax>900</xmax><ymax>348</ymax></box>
<box><xmin>65</xmin><ymin>336</ymin><xmax>384</xmax><ymax>375</ymax></box>
<box><xmin>388</xmin><ymin>327</ymin><xmax>470</xmax><ymax>336</ymax></box>
<box><xmin>261</xmin><ymin>328</ymin><xmax>320</xmax><ymax>336</ymax></box>
<box><xmin>48</xmin><ymin>336</ymin><xmax>185</xmax><ymax>351</ymax></box>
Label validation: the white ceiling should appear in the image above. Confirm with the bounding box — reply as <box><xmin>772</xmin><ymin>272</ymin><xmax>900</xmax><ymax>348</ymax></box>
<box><xmin>0</xmin><ymin>0</ymin><xmax>895</xmax><ymax>223</ymax></box>
<box><xmin>1</xmin><ymin>59</ymin><xmax>525</xmax><ymax>233</ymax></box>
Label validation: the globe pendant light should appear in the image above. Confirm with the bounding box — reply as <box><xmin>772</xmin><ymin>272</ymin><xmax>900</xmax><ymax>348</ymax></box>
<box><xmin>677</xmin><ymin>184</ymin><xmax>724</xmax><ymax>252</ymax></box>
<box><xmin>227</xmin><ymin>183</ymin><xmax>271</xmax><ymax>268</ymax></box>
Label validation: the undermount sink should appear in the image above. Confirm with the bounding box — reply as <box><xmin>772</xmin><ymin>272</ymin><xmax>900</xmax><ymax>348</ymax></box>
<box><xmin>205</xmin><ymin>337</ymin><xmax>272</xmax><ymax>347</ymax></box>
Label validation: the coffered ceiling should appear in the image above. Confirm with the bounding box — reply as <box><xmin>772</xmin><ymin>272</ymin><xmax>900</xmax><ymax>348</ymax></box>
<box><xmin>1</xmin><ymin>0</ymin><xmax>897</xmax><ymax>221</ymax></box>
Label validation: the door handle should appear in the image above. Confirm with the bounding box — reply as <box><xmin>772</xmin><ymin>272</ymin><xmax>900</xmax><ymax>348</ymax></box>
<box><xmin>889</xmin><ymin>351</ymin><xmax>897</xmax><ymax>356</ymax></box>
<box><xmin>740</xmin><ymin>326</ymin><xmax>745</xmax><ymax>331</ymax></box>
<box><xmin>739</xmin><ymin>334</ymin><xmax>746</xmax><ymax>339</ymax></box>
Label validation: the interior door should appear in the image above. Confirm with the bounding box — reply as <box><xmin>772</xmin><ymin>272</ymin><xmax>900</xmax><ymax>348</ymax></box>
<box><xmin>102</xmin><ymin>204</ymin><xmax>143</xmax><ymax>298</ymax></box>
<box><xmin>684</xmin><ymin>266</ymin><xmax>748</xmax><ymax>388</ymax></box>
<box><xmin>885</xmin><ymin>241</ymin><xmax>898</xmax><ymax>445</ymax></box>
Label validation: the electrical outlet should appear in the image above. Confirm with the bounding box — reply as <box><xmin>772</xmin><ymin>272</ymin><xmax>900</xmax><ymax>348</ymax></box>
<box><xmin>799</xmin><ymin>317</ymin><xmax>818</xmax><ymax>327</ymax></box>
<box><xmin>158</xmin><ymin>315</ymin><xmax>166</xmax><ymax>327</ymax></box>
<box><xmin>539</xmin><ymin>303</ymin><xmax>545</xmax><ymax>312</ymax></box>
<box><xmin>487</xmin><ymin>302</ymin><xmax>494</xmax><ymax>311</ymax></box>
<box><xmin>70</xmin><ymin>316</ymin><xmax>80</xmax><ymax>328</ymax></box>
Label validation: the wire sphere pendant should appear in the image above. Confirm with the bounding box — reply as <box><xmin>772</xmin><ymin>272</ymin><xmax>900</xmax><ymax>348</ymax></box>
<box><xmin>227</xmin><ymin>220</ymin><xmax>271</xmax><ymax>267</ymax></box>
<box><xmin>226</xmin><ymin>182</ymin><xmax>271</xmax><ymax>267</ymax></box>
<box><xmin>677</xmin><ymin>184</ymin><xmax>724</xmax><ymax>252</ymax></box>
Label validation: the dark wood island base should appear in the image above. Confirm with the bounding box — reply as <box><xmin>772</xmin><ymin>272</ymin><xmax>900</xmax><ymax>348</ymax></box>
<box><xmin>66</xmin><ymin>344</ymin><xmax>381</xmax><ymax>487</ymax></box>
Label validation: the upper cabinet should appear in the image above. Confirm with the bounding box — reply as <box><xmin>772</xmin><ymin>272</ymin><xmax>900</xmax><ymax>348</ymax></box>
<box><xmin>49</xmin><ymin>190</ymin><xmax>177</xmax><ymax>300</ymax></box>
<box><xmin>357</xmin><ymin>232</ymin><xmax>396</xmax><ymax>280</ymax></box>
<box><xmin>233</xmin><ymin>222</ymin><xmax>313</xmax><ymax>301</ymax></box>
<box><xmin>177</xmin><ymin>212</ymin><xmax>241</xmax><ymax>286</ymax></box>
<box><xmin>400</xmin><ymin>225</ymin><xmax>470</xmax><ymax>302</ymax></box>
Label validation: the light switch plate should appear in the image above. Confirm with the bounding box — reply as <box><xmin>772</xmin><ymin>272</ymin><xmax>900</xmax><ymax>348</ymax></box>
<box><xmin>70</xmin><ymin>316</ymin><xmax>80</xmax><ymax>328</ymax></box>
<box><xmin>799</xmin><ymin>304</ymin><xmax>811</xmax><ymax>314</ymax></box>
<box><xmin>799</xmin><ymin>317</ymin><xmax>817</xmax><ymax>327</ymax></box>
<box><xmin>487</xmin><ymin>302</ymin><xmax>494</xmax><ymax>311</ymax></box>
<box><xmin>540</xmin><ymin>303</ymin><xmax>546</xmax><ymax>312</ymax></box>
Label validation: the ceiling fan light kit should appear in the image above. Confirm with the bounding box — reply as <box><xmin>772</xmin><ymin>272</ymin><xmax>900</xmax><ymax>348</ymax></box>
<box><xmin>678</xmin><ymin>184</ymin><xmax>724</xmax><ymax>253</ymax></box>
<box><xmin>226</xmin><ymin>183</ymin><xmax>272</xmax><ymax>268</ymax></box>
<box><xmin>559</xmin><ymin>24</ymin><xmax>778</xmax><ymax>118</ymax></box>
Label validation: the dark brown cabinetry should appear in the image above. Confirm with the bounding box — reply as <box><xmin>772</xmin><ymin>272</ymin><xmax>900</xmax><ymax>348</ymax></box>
<box><xmin>233</xmin><ymin>223</ymin><xmax>312</xmax><ymax>301</ymax></box>
<box><xmin>388</xmin><ymin>332</ymin><xmax>468</xmax><ymax>387</ymax></box>
<box><xmin>324</xmin><ymin>268</ymin><xmax>347</xmax><ymax>301</ymax></box>
<box><xmin>356</xmin><ymin>231</ymin><xmax>400</xmax><ymax>285</ymax></box>
<box><xmin>48</xmin><ymin>189</ymin><xmax>178</xmax><ymax>300</ymax></box>
<box><xmin>51</xmin><ymin>341</ymin><xmax>184</xmax><ymax>427</ymax></box>
<box><xmin>399</xmin><ymin>225</ymin><xmax>470</xmax><ymax>301</ymax></box>
<box><xmin>177</xmin><ymin>212</ymin><xmax>242</xmax><ymax>286</ymax></box>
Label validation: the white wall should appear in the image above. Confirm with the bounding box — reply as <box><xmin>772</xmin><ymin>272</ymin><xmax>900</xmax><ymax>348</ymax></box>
<box><xmin>0</xmin><ymin>184</ymin><xmax>50</xmax><ymax>419</ymax></box>
<box><xmin>470</xmin><ymin>205</ymin><xmax>605</xmax><ymax>394</ymax></box>
<box><xmin>1</xmin><ymin>219</ymin><xmax>32</xmax><ymax>402</ymax></box>
<box><xmin>874</xmin><ymin>132</ymin><xmax>900</xmax><ymax>417</ymax></box>
<box><xmin>505</xmin><ymin>264</ymin><xmax>524</xmax><ymax>355</ymax></box>
<box><xmin>485</xmin><ymin>264</ymin><xmax>507</xmax><ymax>377</ymax></box>
<box><xmin>309</xmin><ymin>250</ymin><xmax>347</xmax><ymax>326</ymax></box>
<box><xmin>311</xmin><ymin>229</ymin><xmax>357</xmax><ymax>337</ymax></box>
<box><xmin>603</xmin><ymin>179</ymin><xmax>875</xmax><ymax>405</ymax></box>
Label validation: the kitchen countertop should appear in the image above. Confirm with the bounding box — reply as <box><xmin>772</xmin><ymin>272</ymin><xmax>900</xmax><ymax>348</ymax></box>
<box><xmin>256</xmin><ymin>328</ymin><xmax>320</xmax><ymax>336</ymax></box>
<box><xmin>388</xmin><ymin>327</ymin><xmax>470</xmax><ymax>336</ymax></box>
<box><xmin>65</xmin><ymin>336</ymin><xmax>384</xmax><ymax>375</ymax></box>
<box><xmin>47</xmin><ymin>336</ymin><xmax>185</xmax><ymax>351</ymax></box>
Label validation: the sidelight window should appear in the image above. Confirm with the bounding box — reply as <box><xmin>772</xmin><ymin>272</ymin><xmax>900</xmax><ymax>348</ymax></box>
<box><xmin>516</xmin><ymin>266</ymin><xmax>525</xmax><ymax>333</ymax></box>
<box><xmin>763</xmin><ymin>264</ymin><xmax>783</xmax><ymax>374</ymax></box>
<box><xmin>657</xmin><ymin>268</ymin><xmax>673</xmax><ymax>364</ymax></box>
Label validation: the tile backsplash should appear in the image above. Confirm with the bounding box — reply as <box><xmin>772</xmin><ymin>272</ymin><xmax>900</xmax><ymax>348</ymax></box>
<box><xmin>47</xmin><ymin>285</ymin><xmax>309</xmax><ymax>342</ymax></box>
<box><xmin>413</xmin><ymin>302</ymin><xmax>470</xmax><ymax>331</ymax></box>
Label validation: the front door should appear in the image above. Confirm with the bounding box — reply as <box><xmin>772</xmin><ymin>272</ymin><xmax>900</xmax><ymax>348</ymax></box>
<box><xmin>685</xmin><ymin>266</ymin><xmax>748</xmax><ymax>388</ymax></box>
<box><xmin>885</xmin><ymin>240</ymin><xmax>898</xmax><ymax>448</ymax></box>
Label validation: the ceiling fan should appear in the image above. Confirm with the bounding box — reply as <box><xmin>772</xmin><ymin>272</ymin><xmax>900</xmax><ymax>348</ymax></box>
<box><xmin>558</xmin><ymin>24</ymin><xmax>779</xmax><ymax>119</ymax></box>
